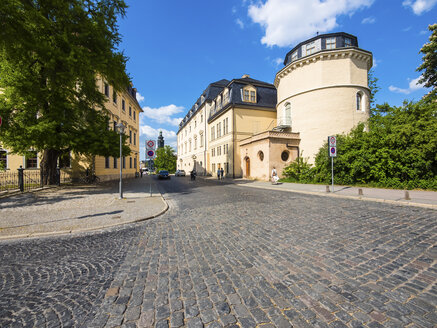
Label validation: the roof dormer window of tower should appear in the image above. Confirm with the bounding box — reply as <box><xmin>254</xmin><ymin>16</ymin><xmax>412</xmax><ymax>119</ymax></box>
<box><xmin>291</xmin><ymin>51</ymin><xmax>298</xmax><ymax>61</ymax></box>
<box><xmin>305</xmin><ymin>41</ymin><xmax>316</xmax><ymax>56</ymax></box>
<box><xmin>345</xmin><ymin>37</ymin><xmax>352</xmax><ymax>47</ymax></box>
<box><xmin>326</xmin><ymin>37</ymin><xmax>336</xmax><ymax>49</ymax></box>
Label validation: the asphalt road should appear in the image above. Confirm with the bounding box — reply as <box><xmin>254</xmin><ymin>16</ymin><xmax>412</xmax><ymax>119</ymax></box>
<box><xmin>0</xmin><ymin>177</ymin><xmax>436</xmax><ymax>328</ymax></box>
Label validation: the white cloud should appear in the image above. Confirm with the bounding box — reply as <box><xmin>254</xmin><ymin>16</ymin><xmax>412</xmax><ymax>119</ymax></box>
<box><xmin>140</xmin><ymin>125</ymin><xmax>177</xmax><ymax>149</ymax></box>
<box><xmin>389</xmin><ymin>76</ymin><xmax>425</xmax><ymax>94</ymax></box>
<box><xmin>361</xmin><ymin>16</ymin><xmax>376</xmax><ymax>24</ymax></box>
<box><xmin>236</xmin><ymin>18</ymin><xmax>245</xmax><ymax>29</ymax></box>
<box><xmin>420</xmin><ymin>30</ymin><xmax>429</xmax><ymax>35</ymax></box>
<box><xmin>232</xmin><ymin>6</ymin><xmax>237</xmax><ymax>14</ymax></box>
<box><xmin>372</xmin><ymin>57</ymin><xmax>381</xmax><ymax>68</ymax></box>
<box><xmin>403</xmin><ymin>26</ymin><xmax>412</xmax><ymax>32</ymax></box>
<box><xmin>141</xmin><ymin>104</ymin><xmax>184</xmax><ymax>126</ymax></box>
<box><xmin>136</xmin><ymin>92</ymin><xmax>145</xmax><ymax>103</ymax></box>
<box><xmin>402</xmin><ymin>0</ymin><xmax>437</xmax><ymax>15</ymax></box>
<box><xmin>247</xmin><ymin>0</ymin><xmax>374</xmax><ymax>47</ymax></box>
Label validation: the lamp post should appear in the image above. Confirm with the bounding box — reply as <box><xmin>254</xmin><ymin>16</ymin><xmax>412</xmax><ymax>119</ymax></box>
<box><xmin>116</xmin><ymin>123</ymin><xmax>125</xmax><ymax>199</ymax></box>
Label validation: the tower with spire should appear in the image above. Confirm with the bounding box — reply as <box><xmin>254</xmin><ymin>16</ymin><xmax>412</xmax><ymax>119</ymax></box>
<box><xmin>157</xmin><ymin>131</ymin><xmax>164</xmax><ymax>148</ymax></box>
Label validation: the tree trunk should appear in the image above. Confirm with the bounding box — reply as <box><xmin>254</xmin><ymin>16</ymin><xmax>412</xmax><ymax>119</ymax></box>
<box><xmin>41</xmin><ymin>149</ymin><xmax>60</xmax><ymax>185</ymax></box>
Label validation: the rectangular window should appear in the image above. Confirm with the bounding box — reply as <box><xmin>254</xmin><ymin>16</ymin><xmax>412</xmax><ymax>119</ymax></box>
<box><xmin>345</xmin><ymin>38</ymin><xmax>352</xmax><ymax>47</ymax></box>
<box><xmin>26</xmin><ymin>151</ymin><xmax>38</xmax><ymax>169</ymax></box>
<box><xmin>105</xmin><ymin>157</ymin><xmax>110</xmax><ymax>169</ymax></box>
<box><xmin>211</xmin><ymin>126</ymin><xmax>215</xmax><ymax>140</ymax></box>
<box><xmin>217</xmin><ymin>146</ymin><xmax>221</xmax><ymax>156</ymax></box>
<box><xmin>129</xmin><ymin>106</ymin><xmax>132</xmax><ymax>117</ymax></box>
<box><xmin>194</xmin><ymin>138</ymin><xmax>197</xmax><ymax>150</ymax></box>
<box><xmin>122</xmin><ymin>99</ymin><xmax>125</xmax><ymax>111</ymax></box>
<box><xmin>250</xmin><ymin>91</ymin><xmax>256</xmax><ymax>103</ymax></box>
<box><xmin>133</xmin><ymin>110</ymin><xmax>136</xmax><ymax>121</ymax></box>
<box><xmin>0</xmin><ymin>150</ymin><xmax>7</xmax><ymax>169</ymax></box>
<box><xmin>217</xmin><ymin>123</ymin><xmax>221</xmax><ymax>138</ymax></box>
<box><xmin>113</xmin><ymin>121</ymin><xmax>117</xmax><ymax>131</ymax></box>
<box><xmin>104</xmin><ymin>83</ymin><xmax>109</xmax><ymax>97</ymax></box>
<box><xmin>225</xmin><ymin>118</ymin><xmax>229</xmax><ymax>134</ymax></box>
<box><xmin>129</xmin><ymin>131</ymin><xmax>132</xmax><ymax>144</ymax></box>
<box><xmin>212</xmin><ymin>148</ymin><xmax>215</xmax><ymax>157</ymax></box>
<box><xmin>291</xmin><ymin>51</ymin><xmax>298</xmax><ymax>61</ymax></box>
<box><xmin>200</xmin><ymin>134</ymin><xmax>204</xmax><ymax>147</ymax></box>
<box><xmin>225</xmin><ymin>162</ymin><xmax>229</xmax><ymax>174</ymax></box>
<box><xmin>134</xmin><ymin>157</ymin><xmax>137</xmax><ymax>169</ymax></box>
<box><xmin>306</xmin><ymin>41</ymin><xmax>316</xmax><ymax>55</ymax></box>
<box><xmin>129</xmin><ymin>157</ymin><xmax>132</xmax><ymax>169</ymax></box>
<box><xmin>123</xmin><ymin>157</ymin><xmax>126</xmax><ymax>169</ymax></box>
<box><xmin>113</xmin><ymin>91</ymin><xmax>117</xmax><ymax>104</ymax></box>
<box><xmin>244</xmin><ymin>89</ymin><xmax>250</xmax><ymax>101</ymax></box>
<box><xmin>114</xmin><ymin>157</ymin><xmax>117</xmax><ymax>168</ymax></box>
<box><xmin>212</xmin><ymin>163</ymin><xmax>215</xmax><ymax>173</ymax></box>
<box><xmin>326</xmin><ymin>37</ymin><xmax>336</xmax><ymax>49</ymax></box>
<box><xmin>134</xmin><ymin>133</ymin><xmax>136</xmax><ymax>146</ymax></box>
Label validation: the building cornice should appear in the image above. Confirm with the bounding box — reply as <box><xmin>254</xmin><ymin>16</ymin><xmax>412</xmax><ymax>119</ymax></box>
<box><xmin>240</xmin><ymin>130</ymin><xmax>300</xmax><ymax>146</ymax></box>
<box><xmin>274</xmin><ymin>47</ymin><xmax>373</xmax><ymax>87</ymax></box>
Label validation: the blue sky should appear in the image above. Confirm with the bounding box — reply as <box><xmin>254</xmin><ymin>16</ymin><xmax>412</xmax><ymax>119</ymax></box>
<box><xmin>116</xmin><ymin>0</ymin><xmax>436</xmax><ymax>159</ymax></box>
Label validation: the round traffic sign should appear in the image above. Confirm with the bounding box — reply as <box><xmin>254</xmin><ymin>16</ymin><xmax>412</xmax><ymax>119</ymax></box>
<box><xmin>329</xmin><ymin>136</ymin><xmax>336</xmax><ymax>147</ymax></box>
<box><xmin>147</xmin><ymin>150</ymin><xmax>155</xmax><ymax>157</ymax></box>
<box><xmin>330</xmin><ymin>147</ymin><xmax>336</xmax><ymax>154</ymax></box>
<box><xmin>147</xmin><ymin>140</ymin><xmax>155</xmax><ymax>148</ymax></box>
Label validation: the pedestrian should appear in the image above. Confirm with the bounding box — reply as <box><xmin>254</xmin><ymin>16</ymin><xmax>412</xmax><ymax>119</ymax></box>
<box><xmin>217</xmin><ymin>168</ymin><xmax>221</xmax><ymax>180</ymax></box>
<box><xmin>191</xmin><ymin>169</ymin><xmax>196</xmax><ymax>181</ymax></box>
<box><xmin>220</xmin><ymin>167</ymin><xmax>224</xmax><ymax>180</ymax></box>
<box><xmin>271</xmin><ymin>167</ymin><xmax>279</xmax><ymax>184</ymax></box>
<box><xmin>140</xmin><ymin>169</ymin><xmax>143</xmax><ymax>178</ymax></box>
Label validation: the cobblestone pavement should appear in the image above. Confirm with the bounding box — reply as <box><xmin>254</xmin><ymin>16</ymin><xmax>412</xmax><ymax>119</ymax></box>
<box><xmin>1</xmin><ymin>177</ymin><xmax>436</xmax><ymax>327</ymax></box>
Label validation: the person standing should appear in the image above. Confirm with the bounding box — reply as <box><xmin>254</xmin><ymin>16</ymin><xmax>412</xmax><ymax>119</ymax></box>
<box><xmin>220</xmin><ymin>167</ymin><xmax>224</xmax><ymax>180</ymax></box>
<box><xmin>217</xmin><ymin>168</ymin><xmax>221</xmax><ymax>180</ymax></box>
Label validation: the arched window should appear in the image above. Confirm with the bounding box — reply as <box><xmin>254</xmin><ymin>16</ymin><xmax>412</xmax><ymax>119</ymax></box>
<box><xmin>356</xmin><ymin>92</ymin><xmax>362</xmax><ymax>111</ymax></box>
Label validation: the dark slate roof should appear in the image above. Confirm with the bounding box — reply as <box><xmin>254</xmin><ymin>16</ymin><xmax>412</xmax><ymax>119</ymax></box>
<box><xmin>178</xmin><ymin>79</ymin><xmax>230</xmax><ymax>131</ymax></box>
<box><xmin>208</xmin><ymin>77</ymin><xmax>277</xmax><ymax>123</ymax></box>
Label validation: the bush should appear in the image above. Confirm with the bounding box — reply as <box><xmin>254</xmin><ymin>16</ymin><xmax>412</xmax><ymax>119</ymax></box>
<box><xmin>282</xmin><ymin>156</ymin><xmax>315</xmax><ymax>183</ymax></box>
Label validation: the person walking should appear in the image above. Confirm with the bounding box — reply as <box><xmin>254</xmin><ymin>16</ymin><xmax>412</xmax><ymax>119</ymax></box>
<box><xmin>220</xmin><ymin>167</ymin><xmax>224</xmax><ymax>180</ymax></box>
<box><xmin>217</xmin><ymin>168</ymin><xmax>221</xmax><ymax>180</ymax></box>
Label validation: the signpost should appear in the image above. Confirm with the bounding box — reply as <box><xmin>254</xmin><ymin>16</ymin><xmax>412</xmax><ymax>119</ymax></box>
<box><xmin>146</xmin><ymin>140</ymin><xmax>156</xmax><ymax>172</ymax></box>
<box><xmin>328</xmin><ymin>136</ymin><xmax>337</xmax><ymax>192</ymax></box>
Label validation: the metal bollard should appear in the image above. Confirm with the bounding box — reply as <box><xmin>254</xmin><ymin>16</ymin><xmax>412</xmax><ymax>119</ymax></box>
<box><xmin>326</xmin><ymin>185</ymin><xmax>330</xmax><ymax>193</ymax></box>
<box><xmin>18</xmin><ymin>166</ymin><xmax>24</xmax><ymax>192</ymax></box>
<box><xmin>358</xmin><ymin>188</ymin><xmax>363</xmax><ymax>196</ymax></box>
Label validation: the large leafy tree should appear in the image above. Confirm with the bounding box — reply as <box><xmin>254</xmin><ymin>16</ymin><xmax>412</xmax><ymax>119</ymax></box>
<box><xmin>418</xmin><ymin>23</ymin><xmax>437</xmax><ymax>95</ymax></box>
<box><xmin>154</xmin><ymin>145</ymin><xmax>177</xmax><ymax>173</ymax></box>
<box><xmin>0</xmin><ymin>0</ymin><xmax>130</xmax><ymax>184</ymax></box>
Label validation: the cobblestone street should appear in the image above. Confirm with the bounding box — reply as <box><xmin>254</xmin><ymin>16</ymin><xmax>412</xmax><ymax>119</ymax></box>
<box><xmin>1</xmin><ymin>177</ymin><xmax>436</xmax><ymax>327</ymax></box>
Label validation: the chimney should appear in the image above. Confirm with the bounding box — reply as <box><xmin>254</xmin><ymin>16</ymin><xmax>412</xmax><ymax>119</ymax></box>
<box><xmin>241</xmin><ymin>74</ymin><xmax>250</xmax><ymax>78</ymax></box>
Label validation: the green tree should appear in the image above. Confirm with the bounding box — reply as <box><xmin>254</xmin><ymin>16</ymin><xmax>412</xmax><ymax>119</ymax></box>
<box><xmin>313</xmin><ymin>98</ymin><xmax>437</xmax><ymax>189</ymax></box>
<box><xmin>154</xmin><ymin>145</ymin><xmax>177</xmax><ymax>173</ymax></box>
<box><xmin>418</xmin><ymin>23</ymin><xmax>437</xmax><ymax>95</ymax></box>
<box><xmin>0</xmin><ymin>0</ymin><xmax>130</xmax><ymax>184</ymax></box>
<box><xmin>282</xmin><ymin>154</ymin><xmax>314</xmax><ymax>183</ymax></box>
<box><xmin>368</xmin><ymin>68</ymin><xmax>380</xmax><ymax>116</ymax></box>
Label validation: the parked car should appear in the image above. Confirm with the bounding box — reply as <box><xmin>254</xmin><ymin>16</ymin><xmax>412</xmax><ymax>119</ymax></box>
<box><xmin>158</xmin><ymin>170</ymin><xmax>170</xmax><ymax>179</ymax></box>
<box><xmin>175</xmin><ymin>170</ymin><xmax>186</xmax><ymax>177</ymax></box>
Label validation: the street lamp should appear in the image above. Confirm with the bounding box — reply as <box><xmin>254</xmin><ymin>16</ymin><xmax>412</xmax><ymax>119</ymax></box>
<box><xmin>116</xmin><ymin>122</ymin><xmax>125</xmax><ymax>199</ymax></box>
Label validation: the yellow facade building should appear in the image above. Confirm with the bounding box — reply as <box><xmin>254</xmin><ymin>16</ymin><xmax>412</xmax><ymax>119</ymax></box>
<box><xmin>177</xmin><ymin>75</ymin><xmax>277</xmax><ymax>178</ymax></box>
<box><xmin>0</xmin><ymin>78</ymin><xmax>142</xmax><ymax>181</ymax></box>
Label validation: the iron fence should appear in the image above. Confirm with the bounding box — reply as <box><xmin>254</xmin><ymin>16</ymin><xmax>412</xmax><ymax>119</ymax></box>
<box><xmin>0</xmin><ymin>169</ymin><xmax>72</xmax><ymax>194</ymax></box>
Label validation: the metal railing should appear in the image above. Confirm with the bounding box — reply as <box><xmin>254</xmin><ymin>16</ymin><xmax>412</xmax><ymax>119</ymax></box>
<box><xmin>0</xmin><ymin>168</ymin><xmax>72</xmax><ymax>194</ymax></box>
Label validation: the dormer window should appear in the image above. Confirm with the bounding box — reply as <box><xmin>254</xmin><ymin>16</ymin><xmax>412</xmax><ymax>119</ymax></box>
<box><xmin>326</xmin><ymin>37</ymin><xmax>336</xmax><ymax>49</ymax></box>
<box><xmin>195</xmin><ymin>104</ymin><xmax>198</xmax><ymax>110</ymax></box>
<box><xmin>242</xmin><ymin>85</ymin><xmax>257</xmax><ymax>103</ymax></box>
<box><xmin>291</xmin><ymin>51</ymin><xmax>298</xmax><ymax>61</ymax></box>
<box><xmin>345</xmin><ymin>38</ymin><xmax>352</xmax><ymax>47</ymax></box>
<box><xmin>305</xmin><ymin>41</ymin><xmax>316</xmax><ymax>55</ymax></box>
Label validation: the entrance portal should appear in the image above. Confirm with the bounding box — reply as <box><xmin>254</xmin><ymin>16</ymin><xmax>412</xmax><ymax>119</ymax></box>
<box><xmin>245</xmin><ymin>157</ymin><xmax>250</xmax><ymax>177</ymax></box>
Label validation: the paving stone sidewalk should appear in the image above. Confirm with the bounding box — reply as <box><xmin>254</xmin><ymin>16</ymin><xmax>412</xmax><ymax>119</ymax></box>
<box><xmin>0</xmin><ymin>175</ymin><xmax>168</xmax><ymax>240</ymax></box>
<box><xmin>200</xmin><ymin>177</ymin><xmax>437</xmax><ymax>209</ymax></box>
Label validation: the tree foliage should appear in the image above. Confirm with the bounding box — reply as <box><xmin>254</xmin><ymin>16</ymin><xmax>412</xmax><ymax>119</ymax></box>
<box><xmin>154</xmin><ymin>146</ymin><xmax>177</xmax><ymax>173</ymax></box>
<box><xmin>282</xmin><ymin>155</ymin><xmax>314</xmax><ymax>183</ymax></box>
<box><xmin>0</xmin><ymin>0</ymin><xmax>130</xmax><ymax>183</ymax></box>
<box><xmin>418</xmin><ymin>23</ymin><xmax>437</xmax><ymax>94</ymax></box>
<box><xmin>368</xmin><ymin>68</ymin><xmax>380</xmax><ymax>116</ymax></box>
<box><xmin>312</xmin><ymin>98</ymin><xmax>437</xmax><ymax>190</ymax></box>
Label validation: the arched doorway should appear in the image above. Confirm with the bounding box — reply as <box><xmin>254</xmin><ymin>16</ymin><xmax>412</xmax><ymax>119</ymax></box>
<box><xmin>245</xmin><ymin>157</ymin><xmax>250</xmax><ymax>177</ymax></box>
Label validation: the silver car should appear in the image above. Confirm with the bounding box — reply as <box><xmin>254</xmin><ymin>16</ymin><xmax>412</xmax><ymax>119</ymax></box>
<box><xmin>175</xmin><ymin>170</ymin><xmax>186</xmax><ymax>177</ymax></box>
